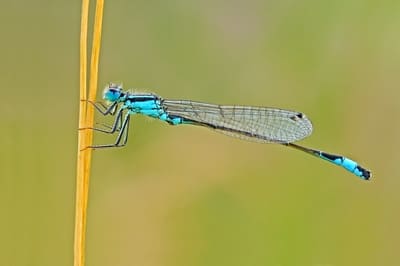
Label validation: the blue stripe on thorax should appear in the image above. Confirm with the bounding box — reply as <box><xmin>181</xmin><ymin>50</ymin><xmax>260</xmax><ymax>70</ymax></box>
<box><xmin>123</xmin><ymin>94</ymin><xmax>184</xmax><ymax>125</ymax></box>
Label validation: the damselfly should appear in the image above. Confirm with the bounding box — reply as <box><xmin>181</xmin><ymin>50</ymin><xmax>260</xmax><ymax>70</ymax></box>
<box><xmin>84</xmin><ymin>83</ymin><xmax>371</xmax><ymax>180</ymax></box>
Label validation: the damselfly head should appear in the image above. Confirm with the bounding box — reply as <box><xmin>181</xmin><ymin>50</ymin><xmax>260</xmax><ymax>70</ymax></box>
<box><xmin>103</xmin><ymin>83</ymin><xmax>124</xmax><ymax>102</ymax></box>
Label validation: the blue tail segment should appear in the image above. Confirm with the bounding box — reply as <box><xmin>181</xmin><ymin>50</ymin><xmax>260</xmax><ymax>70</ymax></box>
<box><xmin>87</xmin><ymin>83</ymin><xmax>371</xmax><ymax>180</ymax></box>
<box><xmin>286</xmin><ymin>143</ymin><xmax>371</xmax><ymax>180</ymax></box>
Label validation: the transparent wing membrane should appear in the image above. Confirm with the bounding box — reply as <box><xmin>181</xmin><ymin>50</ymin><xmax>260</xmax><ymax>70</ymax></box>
<box><xmin>163</xmin><ymin>100</ymin><xmax>313</xmax><ymax>143</ymax></box>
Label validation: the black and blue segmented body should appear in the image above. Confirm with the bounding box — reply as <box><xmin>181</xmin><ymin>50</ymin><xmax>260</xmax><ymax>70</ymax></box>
<box><xmin>87</xmin><ymin>83</ymin><xmax>371</xmax><ymax>180</ymax></box>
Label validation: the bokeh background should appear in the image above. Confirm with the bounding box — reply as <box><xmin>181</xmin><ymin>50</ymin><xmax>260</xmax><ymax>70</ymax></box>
<box><xmin>1</xmin><ymin>0</ymin><xmax>399</xmax><ymax>265</ymax></box>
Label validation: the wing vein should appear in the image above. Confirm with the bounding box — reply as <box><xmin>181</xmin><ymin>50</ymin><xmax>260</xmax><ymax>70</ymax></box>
<box><xmin>163</xmin><ymin>100</ymin><xmax>313</xmax><ymax>143</ymax></box>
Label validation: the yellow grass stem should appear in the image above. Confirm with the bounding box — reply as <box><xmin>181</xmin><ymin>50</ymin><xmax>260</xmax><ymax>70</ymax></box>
<box><xmin>74</xmin><ymin>0</ymin><xmax>104</xmax><ymax>265</ymax></box>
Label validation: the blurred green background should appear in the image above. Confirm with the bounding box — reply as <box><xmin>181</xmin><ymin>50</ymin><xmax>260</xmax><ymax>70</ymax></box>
<box><xmin>1</xmin><ymin>0</ymin><xmax>399</xmax><ymax>265</ymax></box>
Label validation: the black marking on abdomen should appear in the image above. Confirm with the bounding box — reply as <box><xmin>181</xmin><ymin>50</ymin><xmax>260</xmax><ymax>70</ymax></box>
<box><xmin>320</xmin><ymin>152</ymin><xmax>342</xmax><ymax>161</ymax></box>
<box><xmin>357</xmin><ymin>166</ymin><xmax>371</xmax><ymax>180</ymax></box>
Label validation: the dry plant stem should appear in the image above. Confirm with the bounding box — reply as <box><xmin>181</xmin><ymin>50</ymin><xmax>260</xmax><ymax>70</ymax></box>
<box><xmin>74</xmin><ymin>0</ymin><xmax>104</xmax><ymax>266</ymax></box>
<box><xmin>74</xmin><ymin>0</ymin><xmax>89</xmax><ymax>265</ymax></box>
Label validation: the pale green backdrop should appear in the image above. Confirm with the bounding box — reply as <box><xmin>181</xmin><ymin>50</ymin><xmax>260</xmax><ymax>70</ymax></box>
<box><xmin>1</xmin><ymin>0</ymin><xmax>399</xmax><ymax>265</ymax></box>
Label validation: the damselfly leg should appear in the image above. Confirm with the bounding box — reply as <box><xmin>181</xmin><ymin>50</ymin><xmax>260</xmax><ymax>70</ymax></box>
<box><xmin>86</xmin><ymin>113</ymin><xmax>131</xmax><ymax>149</ymax></box>
<box><xmin>80</xmin><ymin>99</ymin><xmax>131</xmax><ymax>149</ymax></box>
<box><xmin>84</xmin><ymin>100</ymin><xmax>118</xmax><ymax>115</ymax></box>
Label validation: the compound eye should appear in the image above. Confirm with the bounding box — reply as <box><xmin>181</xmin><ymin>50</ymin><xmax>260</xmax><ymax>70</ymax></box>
<box><xmin>103</xmin><ymin>86</ymin><xmax>122</xmax><ymax>102</ymax></box>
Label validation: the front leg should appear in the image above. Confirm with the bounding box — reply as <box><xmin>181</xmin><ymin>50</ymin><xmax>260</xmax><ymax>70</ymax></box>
<box><xmin>81</xmin><ymin>107</ymin><xmax>125</xmax><ymax>134</ymax></box>
<box><xmin>83</xmin><ymin>100</ymin><xmax>118</xmax><ymax>115</ymax></box>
